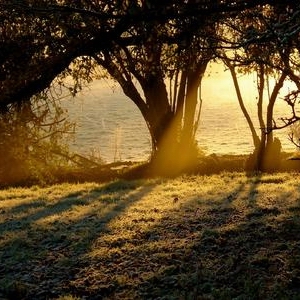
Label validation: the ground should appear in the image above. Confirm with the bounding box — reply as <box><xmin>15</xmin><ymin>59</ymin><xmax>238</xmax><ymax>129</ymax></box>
<box><xmin>1</xmin><ymin>172</ymin><xmax>300</xmax><ymax>299</ymax></box>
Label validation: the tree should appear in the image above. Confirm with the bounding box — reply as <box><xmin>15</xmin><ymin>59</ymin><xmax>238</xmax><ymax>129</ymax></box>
<box><xmin>91</xmin><ymin>3</ymin><xmax>220</xmax><ymax>174</ymax></box>
<box><xmin>0</xmin><ymin>0</ymin><xmax>219</xmax><ymax>174</ymax></box>
<box><xmin>0</xmin><ymin>0</ymin><xmax>144</xmax><ymax>109</ymax></box>
<box><xmin>219</xmin><ymin>3</ymin><xmax>300</xmax><ymax>171</ymax></box>
<box><xmin>1</xmin><ymin>0</ymin><xmax>296</xmax><ymax>174</ymax></box>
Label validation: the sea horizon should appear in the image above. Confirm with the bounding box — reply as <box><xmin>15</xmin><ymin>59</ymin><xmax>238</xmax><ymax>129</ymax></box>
<box><xmin>61</xmin><ymin>64</ymin><xmax>297</xmax><ymax>163</ymax></box>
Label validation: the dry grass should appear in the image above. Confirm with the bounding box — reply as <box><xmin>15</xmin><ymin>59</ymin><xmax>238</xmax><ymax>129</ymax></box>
<box><xmin>1</xmin><ymin>172</ymin><xmax>300</xmax><ymax>299</ymax></box>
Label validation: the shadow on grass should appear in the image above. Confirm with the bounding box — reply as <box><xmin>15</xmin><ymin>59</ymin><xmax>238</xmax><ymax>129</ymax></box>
<box><xmin>0</xmin><ymin>179</ymin><xmax>156</xmax><ymax>299</ymax></box>
<box><xmin>133</xmin><ymin>174</ymin><xmax>300</xmax><ymax>300</ymax></box>
<box><xmin>1</xmin><ymin>174</ymin><xmax>300</xmax><ymax>299</ymax></box>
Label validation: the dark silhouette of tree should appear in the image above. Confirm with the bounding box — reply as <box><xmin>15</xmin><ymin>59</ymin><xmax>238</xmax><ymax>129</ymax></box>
<box><xmin>1</xmin><ymin>0</ymin><xmax>299</xmax><ymax>173</ymax></box>
<box><xmin>219</xmin><ymin>3</ymin><xmax>300</xmax><ymax>170</ymax></box>
<box><xmin>0</xmin><ymin>1</ymin><xmax>219</xmax><ymax>173</ymax></box>
<box><xmin>91</xmin><ymin>3</ymin><xmax>218</xmax><ymax>173</ymax></box>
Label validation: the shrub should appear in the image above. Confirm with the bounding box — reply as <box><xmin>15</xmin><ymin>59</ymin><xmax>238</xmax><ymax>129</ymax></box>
<box><xmin>0</xmin><ymin>94</ymin><xmax>75</xmax><ymax>186</ymax></box>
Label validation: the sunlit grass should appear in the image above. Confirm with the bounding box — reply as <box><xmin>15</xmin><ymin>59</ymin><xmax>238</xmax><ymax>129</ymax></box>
<box><xmin>1</xmin><ymin>172</ymin><xmax>300</xmax><ymax>299</ymax></box>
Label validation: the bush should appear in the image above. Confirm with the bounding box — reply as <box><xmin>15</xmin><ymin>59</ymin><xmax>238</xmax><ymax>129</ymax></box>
<box><xmin>0</xmin><ymin>95</ymin><xmax>75</xmax><ymax>186</ymax></box>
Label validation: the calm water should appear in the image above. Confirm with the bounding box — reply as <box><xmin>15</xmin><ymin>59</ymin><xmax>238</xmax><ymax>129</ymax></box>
<box><xmin>62</xmin><ymin>68</ymin><xmax>297</xmax><ymax>163</ymax></box>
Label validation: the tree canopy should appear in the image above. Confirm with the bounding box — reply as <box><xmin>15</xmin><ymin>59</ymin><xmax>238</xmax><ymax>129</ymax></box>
<box><xmin>218</xmin><ymin>3</ymin><xmax>300</xmax><ymax>169</ymax></box>
<box><xmin>0</xmin><ymin>0</ymin><xmax>287</xmax><ymax>108</ymax></box>
<box><xmin>1</xmin><ymin>0</ymin><xmax>300</xmax><ymax>173</ymax></box>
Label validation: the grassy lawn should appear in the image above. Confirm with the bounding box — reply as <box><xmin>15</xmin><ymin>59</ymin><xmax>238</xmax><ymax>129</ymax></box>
<box><xmin>1</xmin><ymin>172</ymin><xmax>300</xmax><ymax>299</ymax></box>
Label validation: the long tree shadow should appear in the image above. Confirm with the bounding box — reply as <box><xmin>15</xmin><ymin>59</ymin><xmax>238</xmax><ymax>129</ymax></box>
<box><xmin>65</xmin><ymin>174</ymin><xmax>253</xmax><ymax>299</ymax></box>
<box><xmin>0</xmin><ymin>179</ymin><xmax>157</xmax><ymax>299</ymax></box>
<box><xmin>1</xmin><ymin>173</ymin><xmax>300</xmax><ymax>299</ymax></box>
<box><xmin>133</xmin><ymin>173</ymin><xmax>300</xmax><ymax>299</ymax></box>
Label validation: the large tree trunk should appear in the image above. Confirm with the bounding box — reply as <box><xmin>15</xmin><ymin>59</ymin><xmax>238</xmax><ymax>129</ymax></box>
<box><xmin>97</xmin><ymin>44</ymin><xmax>209</xmax><ymax>175</ymax></box>
<box><xmin>181</xmin><ymin>65</ymin><xmax>206</xmax><ymax>145</ymax></box>
<box><xmin>147</xmin><ymin>62</ymin><xmax>208</xmax><ymax>175</ymax></box>
<box><xmin>142</xmin><ymin>75</ymin><xmax>174</xmax><ymax>154</ymax></box>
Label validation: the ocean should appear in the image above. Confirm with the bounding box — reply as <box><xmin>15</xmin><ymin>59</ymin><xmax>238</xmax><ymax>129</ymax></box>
<box><xmin>62</xmin><ymin>66</ymin><xmax>297</xmax><ymax>163</ymax></box>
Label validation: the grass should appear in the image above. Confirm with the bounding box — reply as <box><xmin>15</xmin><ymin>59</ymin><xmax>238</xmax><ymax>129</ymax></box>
<box><xmin>0</xmin><ymin>172</ymin><xmax>300</xmax><ymax>299</ymax></box>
